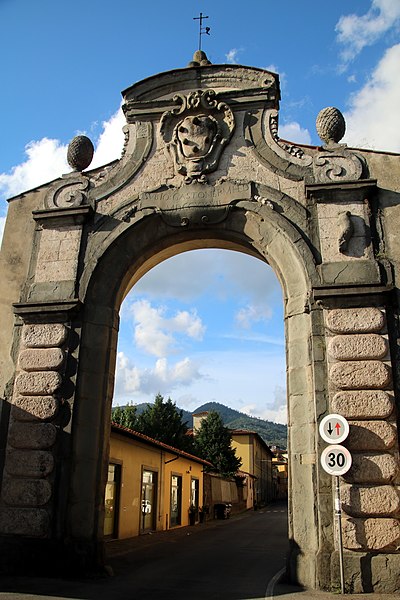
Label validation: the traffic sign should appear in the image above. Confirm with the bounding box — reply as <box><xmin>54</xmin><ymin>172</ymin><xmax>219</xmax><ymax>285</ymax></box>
<box><xmin>319</xmin><ymin>413</ymin><xmax>349</xmax><ymax>444</ymax></box>
<box><xmin>320</xmin><ymin>444</ymin><xmax>352</xmax><ymax>476</ymax></box>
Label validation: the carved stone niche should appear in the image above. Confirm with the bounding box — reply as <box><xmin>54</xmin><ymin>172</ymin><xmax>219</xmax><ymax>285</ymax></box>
<box><xmin>160</xmin><ymin>89</ymin><xmax>235</xmax><ymax>184</ymax></box>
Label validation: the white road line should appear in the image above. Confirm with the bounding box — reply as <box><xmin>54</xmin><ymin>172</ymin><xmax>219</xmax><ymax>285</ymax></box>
<box><xmin>265</xmin><ymin>566</ymin><xmax>286</xmax><ymax>600</ymax></box>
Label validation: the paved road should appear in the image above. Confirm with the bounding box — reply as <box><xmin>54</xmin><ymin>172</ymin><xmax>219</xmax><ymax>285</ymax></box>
<box><xmin>0</xmin><ymin>502</ymin><xmax>289</xmax><ymax>600</ymax></box>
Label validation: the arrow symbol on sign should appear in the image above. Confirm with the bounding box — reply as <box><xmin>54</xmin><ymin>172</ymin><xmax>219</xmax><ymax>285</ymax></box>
<box><xmin>335</xmin><ymin>422</ymin><xmax>341</xmax><ymax>435</ymax></box>
<box><xmin>327</xmin><ymin>422</ymin><xmax>333</xmax><ymax>435</ymax></box>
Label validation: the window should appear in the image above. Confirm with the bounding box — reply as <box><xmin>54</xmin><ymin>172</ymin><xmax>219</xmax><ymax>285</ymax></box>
<box><xmin>191</xmin><ymin>478</ymin><xmax>199</xmax><ymax>511</ymax></box>
<box><xmin>104</xmin><ymin>463</ymin><xmax>121</xmax><ymax>537</ymax></box>
<box><xmin>170</xmin><ymin>474</ymin><xmax>182</xmax><ymax>527</ymax></box>
<box><xmin>141</xmin><ymin>469</ymin><xmax>157</xmax><ymax>532</ymax></box>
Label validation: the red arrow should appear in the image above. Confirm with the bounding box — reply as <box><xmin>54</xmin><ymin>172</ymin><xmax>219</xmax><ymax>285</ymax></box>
<box><xmin>335</xmin><ymin>422</ymin><xmax>341</xmax><ymax>435</ymax></box>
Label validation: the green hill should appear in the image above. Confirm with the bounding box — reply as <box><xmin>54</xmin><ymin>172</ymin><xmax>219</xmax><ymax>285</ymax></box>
<box><xmin>119</xmin><ymin>400</ymin><xmax>287</xmax><ymax>449</ymax></box>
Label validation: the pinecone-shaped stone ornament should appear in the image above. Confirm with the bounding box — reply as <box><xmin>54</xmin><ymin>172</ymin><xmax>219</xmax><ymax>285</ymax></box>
<box><xmin>316</xmin><ymin>107</ymin><xmax>346</xmax><ymax>145</ymax></box>
<box><xmin>67</xmin><ymin>135</ymin><xmax>94</xmax><ymax>171</ymax></box>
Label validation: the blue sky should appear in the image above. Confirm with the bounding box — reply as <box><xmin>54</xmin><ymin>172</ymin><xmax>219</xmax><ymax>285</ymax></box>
<box><xmin>1</xmin><ymin>1</ymin><xmax>399</xmax><ymax>422</ymax></box>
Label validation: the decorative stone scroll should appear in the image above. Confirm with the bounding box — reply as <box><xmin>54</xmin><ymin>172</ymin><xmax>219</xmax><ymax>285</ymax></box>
<box><xmin>313</xmin><ymin>146</ymin><xmax>365</xmax><ymax>183</ymax></box>
<box><xmin>45</xmin><ymin>173</ymin><xmax>90</xmax><ymax>209</ymax></box>
<box><xmin>160</xmin><ymin>89</ymin><xmax>235</xmax><ymax>183</ymax></box>
<box><xmin>324</xmin><ymin>307</ymin><xmax>400</xmax><ymax>552</ymax></box>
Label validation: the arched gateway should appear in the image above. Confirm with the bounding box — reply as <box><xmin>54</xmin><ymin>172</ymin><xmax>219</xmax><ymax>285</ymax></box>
<box><xmin>1</xmin><ymin>54</ymin><xmax>400</xmax><ymax>593</ymax></box>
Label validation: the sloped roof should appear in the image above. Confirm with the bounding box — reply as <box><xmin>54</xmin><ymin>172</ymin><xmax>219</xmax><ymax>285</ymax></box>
<box><xmin>110</xmin><ymin>421</ymin><xmax>212</xmax><ymax>467</ymax></box>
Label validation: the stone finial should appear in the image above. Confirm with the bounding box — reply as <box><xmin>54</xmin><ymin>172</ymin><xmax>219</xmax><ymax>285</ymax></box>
<box><xmin>67</xmin><ymin>135</ymin><xmax>94</xmax><ymax>171</ymax></box>
<box><xmin>316</xmin><ymin>107</ymin><xmax>346</xmax><ymax>145</ymax></box>
<box><xmin>187</xmin><ymin>50</ymin><xmax>212</xmax><ymax>67</ymax></box>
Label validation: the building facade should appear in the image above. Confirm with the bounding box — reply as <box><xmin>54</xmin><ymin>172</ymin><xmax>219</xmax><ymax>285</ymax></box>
<box><xmin>106</xmin><ymin>423</ymin><xmax>209</xmax><ymax>539</ymax></box>
<box><xmin>231</xmin><ymin>430</ymin><xmax>274</xmax><ymax>507</ymax></box>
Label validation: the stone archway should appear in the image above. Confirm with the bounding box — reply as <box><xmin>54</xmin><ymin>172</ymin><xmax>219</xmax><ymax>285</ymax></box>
<box><xmin>0</xmin><ymin>55</ymin><xmax>399</xmax><ymax>593</ymax></box>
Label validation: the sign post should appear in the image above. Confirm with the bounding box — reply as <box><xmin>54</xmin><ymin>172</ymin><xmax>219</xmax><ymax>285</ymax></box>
<box><xmin>319</xmin><ymin>416</ymin><xmax>352</xmax><ymax>595</ymax></box>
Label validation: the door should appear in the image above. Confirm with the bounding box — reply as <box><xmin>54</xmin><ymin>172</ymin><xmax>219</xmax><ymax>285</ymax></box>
<box><xmin>104</xmin><ymin>463</ymin><xmax>121</xmax><ymax>537</ymax></box>
<box><xmin>141</xmin><ymin>469</ymin><xmax>157</xmax><ymax>532</ymax></box>
<box><xmin>170</xmin><ymin>474</ymin><xmax>182</xmax><ymax>527</ymax></box>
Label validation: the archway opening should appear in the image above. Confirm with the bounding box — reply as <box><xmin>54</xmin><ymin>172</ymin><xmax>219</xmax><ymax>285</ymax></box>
<box><xmin>104</xmin><ymin>248</ymin><xmax>289</xmax><ymax>591</ymax></box>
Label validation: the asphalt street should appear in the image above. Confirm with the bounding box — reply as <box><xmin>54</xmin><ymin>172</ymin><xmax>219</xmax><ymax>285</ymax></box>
<box><xmin>0</xmin><ymin>502</ymin><xmax>289</xmax><ymax>600</ymax></box>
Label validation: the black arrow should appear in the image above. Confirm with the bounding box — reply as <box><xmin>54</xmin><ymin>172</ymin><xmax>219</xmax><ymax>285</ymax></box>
<box><xmin>327</xmin><ymin>422</ymin><xmax>333</xmax><ymax>435</ymax></box>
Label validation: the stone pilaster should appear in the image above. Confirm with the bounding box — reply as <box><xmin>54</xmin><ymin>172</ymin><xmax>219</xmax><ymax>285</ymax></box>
<box><xmin>325</xmin><ymin>307</ymin><xmax>400</xmax><ymax>552</ymax></box>
<box><xmin>0</xmin><ymin>322</ymin><xmax>68</xmax><ymax>537</ymax></box>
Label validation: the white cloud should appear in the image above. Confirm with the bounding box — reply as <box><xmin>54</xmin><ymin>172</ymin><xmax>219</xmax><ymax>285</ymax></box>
<box><xmin>0</xmin><ymin>106</ymin><xmax>124</xmax><ymax>204</ymax></box>
<box><xmin>133</xmin><ymin>249</ymin><xmax>281</xmax><ymax>304</ymax></box>
<box><xmin>130</xmin><ymin>299</ymin><xmax>205</xmax><ymax>357</ymax></box>
<box><xmin>225</xmin><ymin>48</ymin><xmax>242</xmax><ymax>64</ymax></box>
<box><xmin>336</xmin><ymin>0</ymin><xmax>400</xmax><ymax>67</ymax></box>
<box><xmin>90</xmin><ymin>107</ymin><xmax>125</xmax><ymax>169</ymax></box>
<box><xmin>0</xmin><ymin>216</ymin><xmax>6</xmax><ymax>248</ymax></box>
<box><xmin>235</xmin><ymin>304</ymin><xmax>272</xmax><ymax>329</ymax></box>
<box><xmin>114</xmin><ymin>351</ymin><xmax>203</xmax><ymax>400</ymax></box>
<box><xmin>279</xmin><ymin>122</ymin><xmax>312</xmax><ymax>145</ymax></box>
<box><xmin>240</xmin><ymin>385</ymin><xmax>287</xmax><ymax>424</ymax></box>
<box><xmin>344</xmin><ymin>44</ymin><xmax>400</xmax><ymax>152</ymax></box>
<box><xmin>0</xmin><ymin>138</ymin><xmax>69</xmax><ymax>200</ymax></box>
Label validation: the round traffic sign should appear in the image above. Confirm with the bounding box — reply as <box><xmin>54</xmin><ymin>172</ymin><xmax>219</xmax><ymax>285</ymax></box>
<box><xmin>319</xmin><ymin>413</ymin><xmax>349</xmax><ymax>444</ymax></box>
<box><xmin>320</xmin><ymin>444</ymin><xmax>352</xmax><ymax>476</ymax></box>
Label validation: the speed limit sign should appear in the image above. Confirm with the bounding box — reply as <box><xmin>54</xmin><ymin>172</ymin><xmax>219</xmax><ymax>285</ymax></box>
<box><xmin>320</xmin><ymin>444</ymin><xmax>352</xmax><ymax>476</ymax></box>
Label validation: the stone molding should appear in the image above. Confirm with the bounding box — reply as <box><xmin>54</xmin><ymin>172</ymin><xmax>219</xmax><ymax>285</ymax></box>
<box><xmin>245</xmin><ymin>109</ymin><xmax>313</xmax><ymax>182</ymax></box>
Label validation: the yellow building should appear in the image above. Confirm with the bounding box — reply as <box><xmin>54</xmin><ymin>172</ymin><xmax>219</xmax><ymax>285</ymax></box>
<box><xmin>105</xmin><ymin>423</ymin><xmax>211</xmax><ymax>539</ymax></box>
<box><xmin>272</xmin><ymin>450</ymin><xmax>288</xmax><ymax>499</ymax></box>
<box><xmin>230</xmin><ymin>430</ymin><xmax>274</xmax><ymax>507</ymax></box>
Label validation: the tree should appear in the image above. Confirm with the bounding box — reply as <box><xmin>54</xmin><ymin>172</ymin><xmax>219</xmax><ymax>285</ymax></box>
<box><xmin>194</xmin><ymin>411</ymin><xmax>242</xmax><ymax>476</ymax></box>
<box><xmin>135</xmin><ymin>393</ymin><xmax>193</xmax><ymax>451</ymax></box>
<box><xmin>112</xmin><ymin>403</ymin><xmax>137</xmax><ymax>430</ymax></box>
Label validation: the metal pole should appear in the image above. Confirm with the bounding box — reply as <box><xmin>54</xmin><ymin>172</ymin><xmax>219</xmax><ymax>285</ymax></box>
<box><xmin>199</xmin><ymin>12</ymin><xmax>202</xmax><ymax>50</ymax></box>
<box><xmin>335</xmin><ymin>475</ymin><xmax>345</xmax><ymax>594</ymax></box>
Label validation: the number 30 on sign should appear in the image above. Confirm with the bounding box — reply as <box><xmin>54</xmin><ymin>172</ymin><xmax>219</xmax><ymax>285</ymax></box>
<box><xmin>320</xmin><ymin>444</ymin><xmax>352</xmax><ymax>476</ymax></box>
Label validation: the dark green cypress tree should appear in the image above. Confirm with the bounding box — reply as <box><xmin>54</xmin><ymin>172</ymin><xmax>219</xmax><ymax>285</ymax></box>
<box><xmin>194</xmin><ymin>411</ymin><xmax>242</xmax><ymax>476</ymax></box>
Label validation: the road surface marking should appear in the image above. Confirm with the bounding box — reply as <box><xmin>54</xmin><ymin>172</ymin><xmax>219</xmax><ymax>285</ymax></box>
<box><xmin>265</xmin><ymin>566</ymin><xmax>286</xmax><ymax>600</ymax></box>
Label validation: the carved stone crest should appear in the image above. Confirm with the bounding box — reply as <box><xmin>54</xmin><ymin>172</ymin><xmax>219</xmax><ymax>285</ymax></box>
<box><xmin>160</xmin><ymin>89</ymin><xmax>235</xmax><ymax>183</ymax></box>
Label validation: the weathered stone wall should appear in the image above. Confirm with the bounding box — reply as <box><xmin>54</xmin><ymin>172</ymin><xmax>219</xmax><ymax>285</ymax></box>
<box><xmin>0</xmin><ymin>60</ymin><xmax>399</xmax><ymax>592</ymax></box>
<box><xmin>325</xmin><ymin>308</ymin><xmax>400</xmax><ymax>553</ymax></box>
<box><xmin>0</xmin><ymin>323</ymin><xmax>67</xmax><ymax>537</ymax></box>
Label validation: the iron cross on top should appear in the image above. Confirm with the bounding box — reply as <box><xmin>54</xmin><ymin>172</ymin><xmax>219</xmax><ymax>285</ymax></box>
<box><xmin>193</xmin><ymin>12</ymin><xmax>210</xmax><ymax>51</ymax></box>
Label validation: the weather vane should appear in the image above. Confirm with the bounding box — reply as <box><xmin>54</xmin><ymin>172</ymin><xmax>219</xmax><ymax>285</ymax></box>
<box><xmin>193</xmin><ymin>12</ymin><xmax>210</xmax><ymax>51</ymax></box>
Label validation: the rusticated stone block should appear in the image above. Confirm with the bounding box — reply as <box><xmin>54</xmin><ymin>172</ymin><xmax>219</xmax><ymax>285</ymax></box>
<box><xmin>2</xmin><ymin>478</ymin><xmax>52</xmax><ymax>507</ymax></box>
<box><xmin>331</xmin><ymin>390</ymin><xmax>394</xmax><ymax>419</ymax></box>
<box><xmin>5</xmin><ymin>449</ymin><xmax>54</xmax><ymax>478</ymax></box>
<box><xmin>328</xmin><ymin>334</ymin><xmax>387</xmax><ymax>361</ymax></box>
<box><xmin>326</xmin><ymin>308</ymin><xmax>385</xmax><ymax>334</ymax></box>
<box><xmin>11</xmin><ymin>395</ymin><xmax>59</xmax><ymax>421</ymax></box>
<box><xmin>347</xmin><ymin>421</ymin><xmax>397</xmax><ymax>451</ymax></box>
<box><xmin>342</xmin><ymin>516</ymin><xmax>400</xmax><ymax>550</ymax></box>
<box><xmin>19</xmin><ymin>348</ymin><xmax>65</xmax><ymax>372</ymax></box>
<box><xmin>22</xmin><ymin>323</ymin><xmax>67</xmax><ymax>348</ymax></box>
<box><xmin>341</xmin><ymin>484</ymin><xmax>400</xmax><ymax>517</ymax></box>
<box><xmin>0</xmin><ymin>507</ymin><xmax>50</xmax><ymax>537</ymax></box>
<box><xmin>344</xmin><ymin>452</ymin><xmax>398</xmax><ymax>484</ymax></box>
<box><xmin>329</xmin><ymin>361</ymin><xmax>391</xmax><ymax>389</ymax></box>
<box><xmin>15</xmin><ymin>371</ymin><xmax>62</xmax><ymax>396</ymax></box>
<box><xmin>8</xmin><ymin>422</ymin><xmax>57</xmax><ymax>449</ymax></box>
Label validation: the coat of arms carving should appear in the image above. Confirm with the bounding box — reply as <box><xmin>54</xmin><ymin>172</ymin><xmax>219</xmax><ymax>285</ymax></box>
<box><xmin>160</xmin><ymin>89</ymin><xmax>235</xmax><ymax>183</ymax></box>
